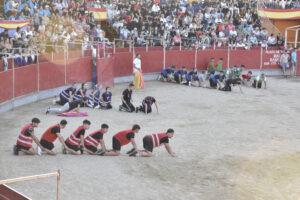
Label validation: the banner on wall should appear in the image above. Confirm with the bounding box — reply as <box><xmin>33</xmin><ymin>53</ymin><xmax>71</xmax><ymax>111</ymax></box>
<box><xmin>0</xmin><ymin>20</ymin><xmax>30</xmax><ymax>37</ymax></box>
<box><xmin>88</xmin><ymin>8</ymin><xmax>107</xmax><ymax>21</ymax></box>
<box><xmin>258</xmin><ymin>8</ymin><xmax>300</xmax><ymax>20</ymax></box>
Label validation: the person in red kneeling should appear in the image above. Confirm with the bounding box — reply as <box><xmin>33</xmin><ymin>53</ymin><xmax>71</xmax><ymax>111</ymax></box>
<box><xmin>64</xmin><ymin>119</ymin><xmax>91</xmax><ymax>155</ymax></box>
<box><xmin>102</xmin><ymin>124</ymin><xmax>141</xmax><ymax>156</ymax></box>
<box><xmin>84</xmin><ymin>123</ymin><xmax>109</xmax><ymax>155</ymax></box>
<box><xmin>129</xmin><ymin>129</ymin><xmax>176</xmax><ymax>157</ymax></box>
<box><xmin>14</xmin><ymin>118</ymin><xmax>48</xmax><ymax>155</ymax></box>
<box><xmin>40</xmin><ymin>120</ymin><xmax>77</xmax><ymax>155</ymax></box>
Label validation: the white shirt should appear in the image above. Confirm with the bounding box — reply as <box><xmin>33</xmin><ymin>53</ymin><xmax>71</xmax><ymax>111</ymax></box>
<box><xmin>152</xmin><ymin>4</ymin><xmax>160</xmax><ymax>12</ymax></box>
<box><xmin>133</xmin><ymin>58</ymin><xmax>141</xmax><ymax>74</ymax></box>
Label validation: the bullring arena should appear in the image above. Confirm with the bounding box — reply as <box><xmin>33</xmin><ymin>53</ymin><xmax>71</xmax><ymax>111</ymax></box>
<box><xmin>1</xmin><ymin>0</ymin><xmax>300</xmax><ymax>198</ymax></box>
<box><xmin>0</xmin><ymin>45</ymin><xmax>300</xmax><ymax>200</ymax></box>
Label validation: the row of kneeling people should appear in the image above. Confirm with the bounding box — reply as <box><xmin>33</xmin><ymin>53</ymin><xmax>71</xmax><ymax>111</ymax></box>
<box><xmin>46</xmin><ymin>83</ymin><xmax>159</xmax><ymax>115</ymax></box>
<box><xmin>14</xmin><ymin>118</ymin><xmax>175</xmax><ymax>157</ymax></box>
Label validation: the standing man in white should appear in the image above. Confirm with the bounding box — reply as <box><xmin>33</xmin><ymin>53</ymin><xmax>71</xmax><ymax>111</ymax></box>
<box><xmin>133</xmin><ymin>53</ymin><xmax>145</xmax><ymax>89</ymax></box>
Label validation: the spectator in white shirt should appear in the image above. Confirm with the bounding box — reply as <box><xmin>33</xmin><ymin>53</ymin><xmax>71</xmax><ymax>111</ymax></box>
<box><xmin>267</xmin><ymin>33</ymin><xmax>276</xmax><ymax>46</ymax></box>
<box><xmin>151</xmin><ymin>3</ymin><xmax>160</xmax><ymax>13</ymax></box>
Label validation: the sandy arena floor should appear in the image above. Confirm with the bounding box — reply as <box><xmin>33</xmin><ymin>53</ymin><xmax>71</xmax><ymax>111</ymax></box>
<box><xmin>1</xmin><ymin>78</ymin><xmax>300</xmax><ymax>200</ymax></box>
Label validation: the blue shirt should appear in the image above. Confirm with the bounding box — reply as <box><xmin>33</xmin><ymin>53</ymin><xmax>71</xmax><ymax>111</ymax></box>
<box><xmin>142</xmin><ymin>97</ymin><xmax>156</xmax><ymax>107</ymax></box>
<box><xmin>291</xmin><ymin>52</ymin><xmax>297</xmax><ymax>63</ymax></box>
<box><xmin>174</xmin><ymin>69</ymin><xmax>186</xmax><ymax>77</ymax></box>
<box><xmin>162</xmin><ymin>67</ymin><xmax>174</xmax><ymax>76</ymax></box>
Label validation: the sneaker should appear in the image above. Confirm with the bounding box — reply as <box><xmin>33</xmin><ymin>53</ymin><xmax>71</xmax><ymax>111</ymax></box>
<box><xmin>37</xmin><ymin>146</ymin><xmax>42</xmax><ymax>156</ymax></box>
<box><xmin>62</xmin><ymin>146</ymin><xmax>67</xmax><ymax>154</ymax></box>
<box><xmin>129</xmin><ymin>150</ymin><xmax>138</xmax><ymax>157</ymax></box>
<box><xmin>45</xmin><ymin>108</ymin><xmax>50</xmax><ymax>115</ymax></box>
<box><xmin>97</xmin><ymin>149</ymin><xmax>105</xmax><ymax>156</ymax></box>
<box><xmin>95</xmin><ymin>105</ymin><xmax>100</xmax><ymax>109</ymax></box>
<box><xmin>136</xmin><ymin>107</ymin><xmax>139</xmax><ymax>113</ymax></box>
<box><xmin>126</xmin><ymin>148</ymin><xmax>135</xmax><ymax>154</ymax></box>
<box><xmin>119</xmin><ymin>105</ymin><xmax>123</xmax><ymax>111</ymax></box>
<box><xmin>188</xmin><ymin>82</ymin><xmax>191</xmax><ymax>86</ymax></box>
<box><xmin>13</xmin><ymin>145</ymin><xmax>19</xmax><ymax>155</ymax></box>
<box><xmin>80</xmin><ymin>145</ymin><xmax>83</xmax><ymax>154</ymax></box>
<box><xmin>52</xmin><ymin>99</ymin><xmax>56</xmax><ymax>105</ymax></box>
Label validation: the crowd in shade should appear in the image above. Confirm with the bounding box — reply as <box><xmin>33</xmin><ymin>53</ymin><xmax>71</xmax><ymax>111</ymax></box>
<box><xmin>0</xmin><ymin>0</ymin><xmax>296</xmax><ymax>71</ymax></box>
<box><xmin>263</xmin><ymin>0</ymin><xmax>300</xmax><ymax>9</ymax></box>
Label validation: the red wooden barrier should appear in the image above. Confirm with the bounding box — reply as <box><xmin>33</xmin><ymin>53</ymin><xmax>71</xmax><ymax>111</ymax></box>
<box><xmin>230</xmin><ymin>48</ymin><xmax>261</xmax><ymax>69</ymax></box>
<box><xmin>14</xmin><ymin>65</ymin><xmax>38</xmax><ymax>97</ymax></box>
<box><xmin>166</xmin><ymin>50</ymin><xmax>195</xmax><ymax>70</ymax></box>
<box><xmin>197</xmin><ymin>49</ymin><xmax>228</xmax><ymax>70</ymax></box>
<box><xmin>39</xmin><ymin>62</ymin><xmax>65</xmax><ymax>91</ymax></box>
<box><xmin>139</xmin><ymin>51</ymin><xmax>164</xmax><ymax>73</ymax></box>
<box><xmin>0</xmin><ymin>70</ymin><xmax>13</xmax><ymax>104</ymax></box>
<box><xmin>113</xmin><ymin>52</ymin><xmax>133</xmax><ymax>77</ymax></box>
<box><xmin>66</xmin><ymin>57</ymin><xmax>92</xmax><ymax>84</ymax></box>
<box><xmin>97</xmin><ymin>57</ymin><xmax>114</xmax><ymax>87</ymax></box>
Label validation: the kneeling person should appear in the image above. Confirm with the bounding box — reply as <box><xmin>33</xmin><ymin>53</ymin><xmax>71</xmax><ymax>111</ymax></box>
<box><xmin>136</xmin><ymin>96</ymin><xmax>159</xmax><ymax>114</ymax></box>
<box><xmin>84</xmin><ymin>123</ymin><xmax>109</xmax><ymax>155</ymax></box>
<box><xmin>40</xmin><ymin>120</ymin><xmax>77</xmax><ymax>155</ymax></box>
<box><xmin>64</xmin><ymin>120</ymin><xmax>91</xmax><ymax>155</ymax></box>
<box><xmin>14</xmin><ymin>118</ymin><xmax>47</xmax><ymax>155</ymax></box>
<box><xmin>103</xmin><ymin>124</ymin><xmax>140</xmax><ymax>156</ymax></box>
<box><xmin>129</xmin><ymin>128</ymin><xmax>176</xmax><ymax>157</ymax></box>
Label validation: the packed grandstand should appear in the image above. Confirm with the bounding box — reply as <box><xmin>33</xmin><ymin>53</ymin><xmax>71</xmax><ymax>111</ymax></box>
<box><xmin>1</xmin><ymin>0</ymin><xmax>297</xmax><ymax>68</ymax></box>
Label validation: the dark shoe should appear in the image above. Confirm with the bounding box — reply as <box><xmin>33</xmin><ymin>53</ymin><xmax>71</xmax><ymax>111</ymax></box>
<box><xmin>129</xmin><ymin>150</ymin><xmax>138</xmax><ymax>157</ymax></box>
<box><xmin>136</xmin><ymin>107</ymin><xmax>139</xmax><ymax>113</ymax></box>
<box><xmin>126</xmin><ymin>148</ymin><xmax>135</xmax><ymax>154</ymax></box>
<box><xmin>45</xmin><ymin>107</ymin><xmax>50</xmax><ymax>115</ymax></box>
<box><xmin>13</xmin><ymin>145</ymin><xmax>19</xmax><ymax>155</ymax></box>
<box><xmin>80</xmin><ymin>145</ymin><xmax>83</xmax><ymax>154</ymax></box>
<box><xmin>97</xmin><ymin>149</ymin><xmax>105</xmax><ymax>156</ymax></box>
<box><xmin>119</xmin><ymin>105</ymin><xmax>123</xmax><ymax>111</ymax></box>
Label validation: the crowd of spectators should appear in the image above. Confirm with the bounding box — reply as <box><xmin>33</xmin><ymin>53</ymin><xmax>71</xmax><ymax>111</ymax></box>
<box><xmin>90</xmin><ymin>0</ymin><xmax>289</xmax><ymax>49</ymax></box>
<box><xmin>263</xmin><ymin>0</ymin><xmax>300</xmax><ymax>9</ymax></box>
<box><xmin>0</xmin><ymin>0</ymin><xmax>297</xmax><ymax>71</ymax></box>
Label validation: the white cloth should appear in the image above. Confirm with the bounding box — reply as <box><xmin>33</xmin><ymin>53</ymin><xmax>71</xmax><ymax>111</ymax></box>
<box><xmin>133</xmin><ymin>58</ymin><xmax>141</xmax><ymax>74</ymax></box>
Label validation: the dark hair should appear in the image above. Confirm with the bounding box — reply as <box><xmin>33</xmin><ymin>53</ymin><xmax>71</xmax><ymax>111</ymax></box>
<box><xmin>83</xmin><ymin>119</ymin><xmax>91</xmax><ymax>125</ymax></box>
<box><xmin>72</xmin><ymin>82</ymin><xmax>76</xmax><ymax>86</ymax></box>
<box><xmin>132</xmin><ymin>124</ymin><xmax>141</xmax><ymax>130</ymax></box>
<box><xmin>182</xmin><ymin>66</ymin><xmax>186</xmax><ymax>69</ymax></box>
<box><xmin>220</xmin><ymin>71</ymin><xmax>224</xmax><ymax>73</ymax></box>
<box><xmin>211</xmin><ymin>57</ymin><xmax>214</xmax><ymax>60</ymax></box>
<box><xmin>220</xmin><ymin>58</ymin><xmax>223</xmax><ymax>60</ymax></box>
<box><xmin>106</xmin><ymin>86</ymin><xmax>110</xmax><ymax>91</ymax></box>
<box><xmin>145</xmin><ymin>96</ymin><xmax>152</xmax><ymax>101</ymax></box>
<box><xmin>129</xmin><ymin>83</ymin><xmax>134</xmax><ymax>87</ymax></box>
<box><xmin>240</xmin><ymin>65</ymin><xmax>245</xmax><ymax>68</ymax></box>
<box><xmin>171</xmin><ymin>65</ymin><xmax>175</xmax><ymax>68</ymax></box>
<box><xmin>167</xmin><ymin>128</ymin><xmax>174</xmax><ymax>133</ymax></box>
<box><xmin>136</xmin><ymin>53</ymin><xmax>140</xmax><ymax>57</ymax></box>
<box><xmin>82</xmin><ymin>97</ymin><xmax>88</xmax><ymax>102</ymax></box>
<box><xmin>60</xmin><ymin>120</ymin><xmax>67</xmax><ymax>126</ymax></box>
<box><xmin>101</xmin><ymin>123</ymin><xmax>109</xmax><ymax>129</ymax></box>
<box><xmin>248</xmin><ymin>71</ymin><xmax>252</xmax><ymax>74</ymax></box>
<box><xmin>32</xmin><ymin>118</ymin><xmax>40</xmax><ymax>123</ymax></box>
<box><xmin>81</xmin><ymin>83</ymin><xmax>85</xmax><ymax>89</ymax></box>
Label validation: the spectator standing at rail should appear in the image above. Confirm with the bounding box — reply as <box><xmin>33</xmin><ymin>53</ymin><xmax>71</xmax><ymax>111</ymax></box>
<box><xmin>280</xmin><ymin>50</ymin><xmax>290</xmax><ymax>77</ymax></box>
<box><xmin>291</xmin><ymin>48</ymin><xmax>297</xmax><ymax>77</ymax></box>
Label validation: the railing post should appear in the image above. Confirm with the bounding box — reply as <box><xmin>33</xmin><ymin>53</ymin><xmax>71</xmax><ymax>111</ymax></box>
<box><xmin>213</xmin><ymin>38</ymin><xmax>216</xmax><ymax>50</ymax></box>
<box><xmin>195</xmin><ymin>43</ymin><xmax>198</xmax><ymax>69</ymax></box>
<box><xmin>295</xmin><ymin>30</ymin><xmax>299</xmax><ymax>48</ymax></box>
<box><xmin>129</xmin><ymin>41</ymin><xmax>132</xmax><ymax>53</ymax></box>
<box><xmin>37</xmin><ymin>51</ymin><xmax>40</xmax><ymax>100</ymax></box>
<box><xmin>113</xmin><ymin>39</ymin><xmax>116</xmax><ymax>54</ymax></box>
<box><xmin>56</xmin><ymin>169</ymin><xmax>60</xmax><ymax>200</ymax></box>
<box><xmin>180</xmin><ymin>41</ymin><xmax>182</xmax><ymax>51</ymax></box>
<box><xmin>163</xmin><ymin>41</ymin><xmax>166</xmax><ymax>70</ymax></box>
<box><xmin>12</xmin><ymin>57</ymin><xmax>15</xmax><ymax>109</ymax></box>
<box><xmin>285</xmin><ymin>29</ymin><xmax>288</xmax><ymax>48</ymax></box>
<box><xmin>64</xmin><ymin>48</ymin><xmax>67</xmax><ymax>85</ymax></box>
<box><xmin>227</xmin><ymin>46</ymin><xmax>230</xmax><ymax>69</ymax></box>
<box><xmin>146</xmin><ymin>42</ymin><xmax>148</xmax><ymax>52</ymax></box>
<box><xmin>67</xmin><ymin>45</ymin><xmax>69</xmax><ymax>60</ymax></box>
<box><xmin>103</xmin><ymin>40</ymin><xmax>106</xmax><ymax>58</ymax></box>
<box><xmin>97</xmin><ymin>42</ymin><xmax>100</xmax><ymax>59</ymax></box>
<box><xmin>81</xmin><ymin>42</ymin><xmax>84</xmax><ymax>57</ymax></box>
<box><xmin>260</xmin><ymin>47</ymin><xmax>263</xmax><ymax>71</ymax></box>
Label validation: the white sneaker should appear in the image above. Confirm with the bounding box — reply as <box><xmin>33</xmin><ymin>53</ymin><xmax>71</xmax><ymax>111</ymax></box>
<box><xmin>52</xmin><ymin>99</ymin><xmax>56</xmax><ymax>105</ymax></box>
<box><xmin>95</xmin><ymin>105</ymin><xmax>100</xmax><ymax>109</ymax></box>
<box><xmin>37</xmin><ymin>146</ymin><xmax>42</xmax><ymax>156</ymax></box>
<box><xmin>188</xmin><ymin>82</ymin><xmax>191</xmax><ymax>86</ymax></box>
